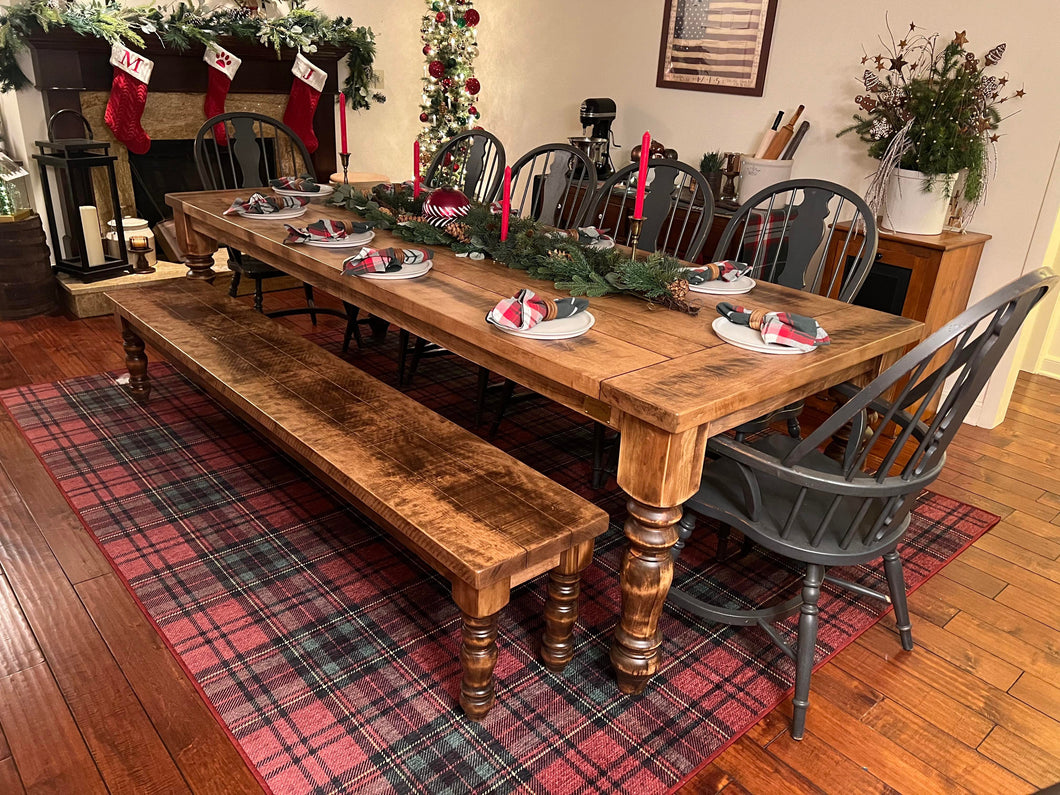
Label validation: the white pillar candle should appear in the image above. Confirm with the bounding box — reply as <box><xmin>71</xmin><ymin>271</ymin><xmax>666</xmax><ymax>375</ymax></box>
<box><xmin>79</xmin><ymin>205</ymin><xmax>107</xmax><ymax>267</ymax></box>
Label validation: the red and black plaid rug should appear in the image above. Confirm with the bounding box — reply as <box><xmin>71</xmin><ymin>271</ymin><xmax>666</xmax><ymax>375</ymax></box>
<box><xmin>1</xmin><ymin>327</ymin><xmax>999</xmax><ymax>795</ymax></box>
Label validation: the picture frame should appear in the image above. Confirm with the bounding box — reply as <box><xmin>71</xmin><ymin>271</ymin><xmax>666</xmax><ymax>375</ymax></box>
<box><xmin>656</xmin><ymin>0</ymin><xmax>779</xmax><ymax>97</ymax></box>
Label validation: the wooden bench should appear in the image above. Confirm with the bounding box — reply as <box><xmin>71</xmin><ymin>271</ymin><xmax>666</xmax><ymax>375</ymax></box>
<box><xmin>106</xmin><ymin>281</ymin><xmax>609</xmax><ymax>720</ymax></box>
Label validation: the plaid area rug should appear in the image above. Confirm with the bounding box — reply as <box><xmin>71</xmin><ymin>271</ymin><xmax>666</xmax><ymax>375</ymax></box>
<box><xmin>1</xmin><ymin>327</ymin><xmax>999</xmax><ymax>795</ymax></box>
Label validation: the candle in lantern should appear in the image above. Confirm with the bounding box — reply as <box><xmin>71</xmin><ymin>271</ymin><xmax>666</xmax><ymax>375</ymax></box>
<box><xmin>128</xmin><ymin>235</ymin><xmax>150</xmax><ymax>252</ymax></box>
<box><xmin>338</xmin><ymin>92</ymin><xmax>348</xmax><ymax>154</ymax></box>
<box><xmin>500</xmin><ymin>166</ymin><xmax>511</xmax><ymax>242</ymax></box>
<box><xmin>633</xmin><ymin>131</ymin><xmax>651</xmax><ymax>218</ymax></box>
<box><xmin>78</xmin><ymin>206</ymin><xmax>106</xmax><ymax>267</ymax></box>
<box><xmin>414</xmin><ymin>140</ymin><xmax>421</xmax><ymax>198</ymax></box>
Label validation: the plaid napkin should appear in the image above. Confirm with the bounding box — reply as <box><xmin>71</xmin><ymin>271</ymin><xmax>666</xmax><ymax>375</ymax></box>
<box><xmin>269</xmin><ymin>174</ymin><xmax>320</xmax><ymax>193</ymax></box>
<box><xmin>687</xmin><ymin>260</ymin><xmax>747</xmax><ymax>285</ymax></box>
<box><xmin>717</xmin><ymin>302</ymin><xmax>830</xmax><ymax>352</ymax></box>
<box><xmin>486</xmin><ymin>288</ymin><xmax>589</xmax><ymax>331</ymax></box>
<box><xmin>283</xmin><ymin>219</ymin><xmax>372</xmax><ymax>245</ymax></box>
<box><xmin>343</xmin><ymin>247</ymin><xmax>433</xmax><ymax>276</ymax></box>
<box><xmin>223</xmin><ymin>193</ymin><xmax>309</xmax><ymax>215</ymax></box>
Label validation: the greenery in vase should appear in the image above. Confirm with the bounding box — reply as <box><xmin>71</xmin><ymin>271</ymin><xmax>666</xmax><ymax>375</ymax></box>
<box><xmin>0</xmin><ymin>0</ymin><xmax>384</xmax><ymax>110</ymax></box>
<box><xmin>838</xmin><ymin>21</ymin><xmax>1023</xmax><ymax>218</ymax></box>
<box><xmin>700</xmin><ymin>151</ymin><xmax>724</xmax><ymax>173</ymax></box>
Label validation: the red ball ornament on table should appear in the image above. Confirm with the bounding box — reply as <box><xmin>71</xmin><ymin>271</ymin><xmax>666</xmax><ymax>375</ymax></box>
<box><xmin>428</xmin><ymin>60</ymin><xmax>445</xmax><ymax>79</ymax></box>
<box><xmin>465</xmin><ymin>77</ymin><xmax>481</xmax><ymax>95</ymax></box>
<box><xmin>463</xmin><ymin>9</ymin><xmax>480</xmax><ymax>26</ymax></box>
<box><xmin>435</xmin><ymin>11</ymin><xmax>446</xmax><ymax>22</ymax></box>
<box><xmin>422</xmin><ymin>186</ymin><xmax>471</xmax><ymax>228</ymax></box>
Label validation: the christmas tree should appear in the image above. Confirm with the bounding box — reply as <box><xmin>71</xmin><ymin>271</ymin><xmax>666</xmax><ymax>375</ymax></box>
<box><xmin>417</xmin><ymin>1</ymin><xmax>481</xmax><ymax>173</ymax></box>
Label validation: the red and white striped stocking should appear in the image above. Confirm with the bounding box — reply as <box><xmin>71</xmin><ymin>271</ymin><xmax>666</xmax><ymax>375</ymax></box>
<box><xmin>203</xmin><ymin>43</ymin><xmax>242</xmax><ymax>145</ymax></box>
<box><xmin>282</xmin><ymin>53</ymin><xmax>327</xmax><ymax>154</ymax></box>
<box><xmin>104</xmin><ymin>43</ymin><xmax>153</xmax><ymax>155</ymax></box>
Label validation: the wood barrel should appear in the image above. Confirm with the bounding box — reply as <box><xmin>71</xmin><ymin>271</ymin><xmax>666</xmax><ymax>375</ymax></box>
<box><xmin>0</xmin><ymin>214</ymin><xmax>58</xmax><ymax>320</ymax></box>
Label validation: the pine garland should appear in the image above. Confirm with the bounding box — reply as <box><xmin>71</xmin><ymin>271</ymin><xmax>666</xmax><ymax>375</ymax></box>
<box><xmin>0</xmin><ymin>0</ymin><xmax>384</xmax><ymax>109</ymax></box>
<box><xmin>329</xmin><ymin>184</ymin><xmax>701</xmax><ymax>315</ymax></box>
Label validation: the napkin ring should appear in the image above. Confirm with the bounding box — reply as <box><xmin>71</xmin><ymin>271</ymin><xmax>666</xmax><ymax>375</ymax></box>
<box><xmin>747</xmin><ymin>308</ymin><xmax>767</xmax><ymax>330</ymax></box>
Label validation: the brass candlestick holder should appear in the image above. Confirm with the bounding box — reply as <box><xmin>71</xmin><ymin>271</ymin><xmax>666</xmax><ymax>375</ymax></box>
<box><xmin>628</xmin><ymin>215</ymin><xmax>645</xmax><ymax>261</ymax></box>
<box><xmin>339</xmin><ymin>152</ymin><xmax>351</xmax><ymax>185</ymax></box>
<box><xmin>128</xmin><ymin>235</ymin><xmax>155</xmax><ymax>274</ymax></box>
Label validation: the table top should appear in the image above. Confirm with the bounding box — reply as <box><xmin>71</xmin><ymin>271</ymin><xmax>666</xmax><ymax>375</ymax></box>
<box><xmin>167</xmin><ymin>189</ymin><xmax>924</xmax><ymax>436</ymax></box>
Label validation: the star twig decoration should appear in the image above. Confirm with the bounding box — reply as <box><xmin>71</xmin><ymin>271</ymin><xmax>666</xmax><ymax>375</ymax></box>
<box><xmin>889</xmin><ymin>56</ymin><xmax>908</xmax><ymax>71</ymax></box>
<box><xmin>989</xmin><ymin>134</ymin><xmax>1000</xmax><ymax>142</ymax></box>
<box><xmin>954</xmin><ymin>30</ymin><xmax>968</xmax><ymax>46</ymax></box>
<box><xmin>1014</xmin><ymin>88</ymin><xmax>1026</xmax><ymax>97</ymax></box>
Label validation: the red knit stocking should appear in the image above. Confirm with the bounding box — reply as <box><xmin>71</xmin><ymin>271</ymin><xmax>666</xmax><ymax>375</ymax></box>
<box><xmin>104</xmin><ymin>44</ymin><xmax>153</xmax><ymax>155</ymax></box>
<box><xmin>282</xmin><ymin>53</ymin><xmax>326</xmax><ymax>154</ymax></box>
<box><xmin>203</xmin><ymin>44</ymin><xmax>241</xmax><ymax>145</ymax></box>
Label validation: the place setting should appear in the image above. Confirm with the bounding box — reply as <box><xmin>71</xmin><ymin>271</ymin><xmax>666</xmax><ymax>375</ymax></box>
<box><xmin>711</xmin><ymin>301</ymin><xmax>830</xmax><ymax>355</ymax></box>
<box><xmin>283</xmin><ymin>218</ymin><xmax>375</xmax><ymax>248</ymax></box>
<box><xmin>269</xmin><ymin>174</ymin><xmax>335</xmax><ymax>198</ymax></box>
<box><xmin>223</xmin><ymin>192</ymin><xmax>308</xmax><ymax>221</ymax></box>
<box><xmin>686</xmin><ymin>259</ymin><xmax>755</xmax><ymax>295</ymax></box>
<box><xmin>486</xmin><ymin>288</ymin><xmax>595</xmax><ymax>340</ymax></box>
<box><xmin>342</xmin><ymin>246</ymin><xmax>434</xmax><ymax>280</ymax></box>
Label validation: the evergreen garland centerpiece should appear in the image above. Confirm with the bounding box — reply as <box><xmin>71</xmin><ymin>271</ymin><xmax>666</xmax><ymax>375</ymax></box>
<box><xmin>0</xmin><ymin>0</ymin><xmax>384</xmax><ymax>109</ymax></box>
<box><xmin>417</xmin><ymin>0</ymin><xmax>480</xmax><ymax>172</ymax></box>
<box><xmin>329</xmin><ymin>182</ymin><xmax>701</xmax><ymax>315</ymax></box>
<box><xmin>839</xmin><ymin>20</ymin><xmax>1023</xmax><ymax>229</ymax></box>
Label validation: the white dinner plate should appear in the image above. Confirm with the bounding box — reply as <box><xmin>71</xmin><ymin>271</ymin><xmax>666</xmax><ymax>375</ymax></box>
<box><xmin>589</xmin><ymin>237</ymin><xmax>615</xmax><ymax>251</ymax></box>
<box><xmin>237</xmin><ymin>206</ymin><xmax>307</xmax><ymax>221</ymax></box>
<box><xmin>711</xmin><ymin>316</ymin><xmax>808</xmax><ymax>355</ymax></box>
<box><xmin>358</xmin><ymin>261</ymin><xmax>433</xmax><ymax>280</ymax></box>
<box><xmin>273</xmin><ymin>184</ymin><xmax>335</xmax><ymax>198</ymax></box>
<box><xmin>494</xmin><ymin>311</ymin><xmax>595</xmax><ymax>340</ymax></box>
<box><xmin>689</xmin><ymin>274</ymin><xmax>756</xmax><ymax>295</ymax></box>
<box><xmin>305</xmin><ymin>231</ymin><xmax>375</xmax><ymax>248</ymax></box>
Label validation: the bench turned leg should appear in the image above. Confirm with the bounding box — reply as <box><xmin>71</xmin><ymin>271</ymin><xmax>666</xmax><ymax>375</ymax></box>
<box><xmin>452</xmin><ymin>579</ymin><xmax>509</xmax><ymax>721</ymax></box>
<box><xmin>120</xmin><ymin>322</ymin><xmax>151</xmax><ymax>404</ymax></box>
<box><xmin>541</xmin><ymin>540</ymin><xmax>594</xmax><ymax>672</ymax></box>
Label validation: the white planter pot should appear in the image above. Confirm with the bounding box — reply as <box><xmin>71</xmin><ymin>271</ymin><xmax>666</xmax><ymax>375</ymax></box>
<box><xmin>881</xmin><ymin>168</ymin><xmax>957</xmax><ymax>236</ymax></box>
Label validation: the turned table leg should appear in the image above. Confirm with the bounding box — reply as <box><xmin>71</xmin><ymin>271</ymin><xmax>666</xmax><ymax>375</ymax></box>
<box><xmin>174</xmin><ymin>207</ymin><xmax>217</xmax><ymax>283</ymax></box>
<box><xmin>120</xmin><ymin>320</ymin><xmax>151</xmax><ymax>403</ymax></box>
<box><xmin>608</xmin><ymin>418</ymin><xmax>707</xmax><ymax>694</ymax></box>
<box><xmin>541</xmin><ymin>540</ymin><xmax>594</xmax><ymax>671</ymax></box>
<box><xmin>452</xmin><ymin>579</ymin><xmax>509</xmax><ymax>720</ymax></box>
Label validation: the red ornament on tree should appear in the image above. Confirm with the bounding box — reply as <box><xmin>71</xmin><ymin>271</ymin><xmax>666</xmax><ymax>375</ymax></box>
<box><xmin>428</xmin><ymin>60</ymin><xmax>445</xmax><ymax>78</ymax></box>
<box><xmin>419</xmin><ymin>112</ymin><xmax>429</xmax><ymax>122</ymax></box>
<box><xmin>468</xmin><ymin>105</ymin><xmax>477</xmax><ymax>115</ymax></box>
<box><xmin>435</xmin><ymin>11</ymin><xmax>446</xmax><ymax>22</ymax></box>
<box><xmin>464</xmin><ymin>9</ymin><xmax>480</xmax><ymax>26</ymax></box>
<box><xmin>465</xmin><ymin>77</ymin><xmax>481</xmax><ymax>95</ymax></box>
<box><xmin>441</xmin><ymin>77</ymin><xmax>452</xmax><ymax>89</ymax></box>
<box><xmin>422</xmin><ymin>44</ymin><xmax>432</xmax><ymax>56</ymax></box>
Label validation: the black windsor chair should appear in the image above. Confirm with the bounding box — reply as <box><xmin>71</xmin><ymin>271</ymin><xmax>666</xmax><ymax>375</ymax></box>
<box><xmin>672</xmin><ymin>267</ymin><xmax>1058</xmax><ymax>741</ymax></box>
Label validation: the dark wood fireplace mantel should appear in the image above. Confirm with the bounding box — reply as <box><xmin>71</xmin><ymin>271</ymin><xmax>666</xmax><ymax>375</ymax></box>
<box><xmin>26</xmin><ymin>30</ymin><xmax>347</xmax><ymax>179</ymax></box>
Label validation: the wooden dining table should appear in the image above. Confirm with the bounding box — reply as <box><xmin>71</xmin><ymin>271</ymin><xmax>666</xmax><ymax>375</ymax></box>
<box><xmin>166</xmin><ymin>187</ymin><xmax>924</xmax><ymax>695</ymax></box>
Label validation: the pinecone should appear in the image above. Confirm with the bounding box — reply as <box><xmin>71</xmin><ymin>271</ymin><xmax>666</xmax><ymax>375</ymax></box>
<box><xmin>379</xmin><ymin>206</ymin><xmax>394</xmax><ymax>217</ymax></box>
<box><xmin>397</xmin><ymin>213</ymin><xmax>426</xmax><ymax>223</ymax></box>
<box><xmin>668</xmin><ymin>278</ymin><xmax>690</xmax><ymax>301</ymax></box>
<box><xmin>548</xmin><ymin>249</ymin><xmax>573</xmax><ymax>261</ymax></box>
<box><xmin>447</xmin><ymin>222</ymin><xmax>471</xmax><ymax>243</ymax></box>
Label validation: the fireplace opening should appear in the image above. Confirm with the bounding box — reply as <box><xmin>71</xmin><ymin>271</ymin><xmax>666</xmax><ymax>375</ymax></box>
<box><xmin>847</xmin><ymin>256</ymin><xmax>912</xmax><ymax>316</ymax></box>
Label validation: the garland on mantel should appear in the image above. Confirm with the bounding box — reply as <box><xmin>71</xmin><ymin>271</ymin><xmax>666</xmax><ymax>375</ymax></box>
<box><xmin>0</xmin><ymin>0</ymin><xmax>384</xmax><ymax>109</ymax></box>
<box><xmin>329</xmin><ymin>183</ymin><xmax>701</xmax><ymax>314</ymax></box>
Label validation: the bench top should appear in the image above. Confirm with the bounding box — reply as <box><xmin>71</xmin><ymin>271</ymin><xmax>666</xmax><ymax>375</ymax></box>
<box><xmin>107</xmin><ymin>281</ymin><xmax>609</xmax><ymax>589</ymax></box>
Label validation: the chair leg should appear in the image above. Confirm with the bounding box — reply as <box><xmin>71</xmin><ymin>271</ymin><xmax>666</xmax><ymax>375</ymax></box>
<box><xmin>488</xmin><ymin>379</ymin><xmax>517</xmax><ymax>438</ymax></box>
<box><xmin>787</xmin><ymin>417</ymin><xmax>801</xmax><ymax>438</ymax></box>
<box><xmin>253</xmin><ymin>278</ymin><xmax>264</xmax><ymax>313</ymax></box>
<box><xmin>541</xmin><ymin>540</ymin><xmax>594</xmax><ymax>672</ymax></box>
<box><xmin>791</xmin><ymin>563</ymin><xmax>825</xmax><ymax>741</ymax></box>
<box><xmin>475</xmin><ymin>366</ymin><xmax>491</xmax><ymax>426</ymax></box>
<box><xmin>367</xmin><ymin>315</ymin><xmax>390</xmax><ymax>342</ymax></box>
<box><xmin>407</xmin><ymin>337</ymin><xmax>428</xmax><ymax>385</ymax></box>
<box><xmin>715</xmin><ymin>526</ymin><xmax>732</xmax><ymax>559</ymax></box>
<box><xmin>228</xmin><ymin>271</ymin><xmax>241</xmax><ymax>298</ymax></box>
<box><xmin>882</xmin><ymin>549</ymin><xmax>914</xmax><ymax>651</ymax></box>
<box><xmin>397</xmin><ymin>329</ymin><xmax>411</xmax><ymax>386</ymax></box>
<box><xmin>591</xmin><ymin>422</ymin><xmax>609</xmax><ymax>489</ymax></box>
<box><xmin>303</xmin><ymin>283</ymin><xmax>318</xmax><ymax>326</ymax></box>
<box><xmin>673</xmin><ymin>509</ymin><xmax>696</xmax><ymax>560</ymax></box>
<box><xmin>342</xmin><ymin>302</ymin><xmax>363</xmax><ymax>353</ymax></box>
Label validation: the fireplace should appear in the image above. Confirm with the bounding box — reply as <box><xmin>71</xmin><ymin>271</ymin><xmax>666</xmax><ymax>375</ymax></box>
<box><xmin>127</xmin><ymin>140</ymin><xmax>204</xmax><ymax>226</ymax></box>
<box><xmin>845</xmin><ymin>256</ymin><xmax>912</xmax><ymax>316</ymax></box>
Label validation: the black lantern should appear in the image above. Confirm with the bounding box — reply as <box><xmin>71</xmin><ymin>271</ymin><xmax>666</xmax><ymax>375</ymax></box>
<box><xmin>33</xmin><ymin>110</ymin><xmax>128</xmax><ymax>281</ymax></box>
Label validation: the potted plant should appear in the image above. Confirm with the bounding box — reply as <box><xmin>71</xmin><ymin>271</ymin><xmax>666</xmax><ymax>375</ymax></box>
<box><xmin>839</xmin><ymin>22</ymin><xmax>1022</xmax><ymax>234</ymax></box>
<box><xmin>699</xmin><ymin>151</ymin><xmax>724</xmax><ymax>200</ymax></box>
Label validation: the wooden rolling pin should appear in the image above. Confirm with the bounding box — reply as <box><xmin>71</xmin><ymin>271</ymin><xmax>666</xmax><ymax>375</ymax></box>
<box><xmin>763</xmin><ymin>105</ymin><xmax>804</xmax><ymax>159</ymax></box>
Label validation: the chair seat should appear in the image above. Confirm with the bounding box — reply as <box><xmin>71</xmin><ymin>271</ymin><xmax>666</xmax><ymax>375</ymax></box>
<box><xmin>230</xmin><ymin>256</ymin><xmax>285</xmax><ymax>279</ymax></box>
<box><xmin>686</xmin><ymin>434</ymin><xmax>910</xmax><ymax>566</ymax></box>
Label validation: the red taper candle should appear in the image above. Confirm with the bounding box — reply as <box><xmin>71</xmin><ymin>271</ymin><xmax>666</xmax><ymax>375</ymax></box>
<box><xmin>633</xmin><ymin>130</ymin><xmax>650</xmax><ymax>218</ymax></box>
<box><xmin>413</xmin><ymin>140</ymin><xmax>421</xmax><ymax>198</ymax></box>
<box><xmin>500</xmin><ymin>166</ymin><xmax>511</xmax><ymax>242</ymax></box>
<box><xmin>338</xmin><ymin>92</ymin><xmax>348</xmax><ymax>154</ymax></box>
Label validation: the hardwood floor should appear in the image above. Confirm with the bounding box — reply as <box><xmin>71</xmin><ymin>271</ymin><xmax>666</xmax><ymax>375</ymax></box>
<box><xmin>0</xmin><ymin>291</ymin><xmax>1057</xmax><ymax>794</ymax></box>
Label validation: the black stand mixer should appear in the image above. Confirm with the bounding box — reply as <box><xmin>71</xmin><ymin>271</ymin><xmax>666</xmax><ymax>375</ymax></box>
<box><xmin>569</xmin><ymin>98</ymin><xmax>617</xmax><ymax>179</ymax></box>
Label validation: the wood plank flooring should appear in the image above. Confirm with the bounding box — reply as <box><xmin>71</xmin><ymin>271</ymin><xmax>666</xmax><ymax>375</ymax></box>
<box><xmin>0</xmin><ymin>290</ymin><xmax>1057</xmax><ymax>794</ymax></box>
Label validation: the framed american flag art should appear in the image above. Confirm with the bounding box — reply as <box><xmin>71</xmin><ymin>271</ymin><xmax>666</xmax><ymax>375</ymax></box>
<box><xmin>656</xmin><ymin>0</ymin><xmax>779</xmax><ymax>96</ymax></box>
